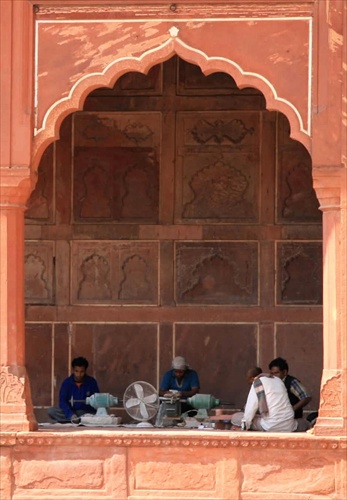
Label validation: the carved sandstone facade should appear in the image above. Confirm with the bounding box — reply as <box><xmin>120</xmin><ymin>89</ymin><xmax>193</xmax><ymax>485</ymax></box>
<box><xmin>0</xmin><ymin>0</ymin><xmax>346</xmax><ymax>498</ymax></box>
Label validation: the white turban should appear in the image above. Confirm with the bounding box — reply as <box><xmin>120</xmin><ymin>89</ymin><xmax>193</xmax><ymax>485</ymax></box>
<box><xmin>172</xmin><ymin>356</ymin><xmax>188</xmax><ymax>370</ymax></box>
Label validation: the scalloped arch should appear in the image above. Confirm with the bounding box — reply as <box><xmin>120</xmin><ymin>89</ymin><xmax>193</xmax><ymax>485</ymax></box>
<box><xmin>32</xmin><ymin>34</ymin><xmax>311</xmax><ymax>170</ymax></box>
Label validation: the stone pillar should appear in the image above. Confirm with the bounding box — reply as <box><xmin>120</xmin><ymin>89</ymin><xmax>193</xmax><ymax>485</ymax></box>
<box><xmin>0</xmin><ymin>170</ymin><xmax>37</xmax><ymax>431</ymax></box>
<box><xmin>313</xmin><ymin>167</ymin><xmax>347</xmax><ymax>436</ymax></box>
<box><xmin>0</xmin><ymin>0</ymin><xmax>37</xmax><ymax>431</ymax></box>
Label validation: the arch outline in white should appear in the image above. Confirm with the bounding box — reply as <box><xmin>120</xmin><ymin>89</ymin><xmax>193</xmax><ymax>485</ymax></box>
<box><xmin>34</xmin><ymin>26</ymin><xmax>310</xmax><ymax>137</ymax></box>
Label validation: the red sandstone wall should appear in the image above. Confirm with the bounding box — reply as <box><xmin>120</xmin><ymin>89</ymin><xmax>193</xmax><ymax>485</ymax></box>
<box><xmin>1</xmin><ymin>431</ymin><xmax>346</xmax><ymax>500</ymax></box>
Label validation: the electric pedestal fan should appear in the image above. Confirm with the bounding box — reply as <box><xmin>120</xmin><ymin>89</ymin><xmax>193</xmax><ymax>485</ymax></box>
<box><xmin>123</xmin><ymin>381</ymin><xmax>159</xmax><ymax>427</ymax></box>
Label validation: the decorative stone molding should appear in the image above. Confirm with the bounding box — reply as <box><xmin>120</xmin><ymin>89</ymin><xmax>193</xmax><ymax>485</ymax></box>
<box><xmin>0</xmin><ymin>368</ymin><xmax>38</xmax><ymax>432</ymax></box>
<box><xmin>0</xmin><ymin>368</ymin><xmax>25</xmax><ymax>405</ymax></box>
<box><xmin>320</xmin><ymin>374</ymin><xmax>342</xmax><ymax>410</ymax></box>
<box><xmin>33</xmin><ymin>17</ymin><xmax>312</xmax><ymax>168</ymax></box>
<box><xmin>35</xmin><ymin>3</ymin><xmax>314</xmax><ymax>18</ymax></box>
<box><xmin>312</xmin><ymin>166</ymin><xmax>342</xmax><ymax>210</ymax></box>
<box><xmin>4</xmin><ymin>432</ymin><xmax>344</xmax><ymax>450</ymax></box>
<box><xmin>0</xmin><ymin>167</ymin><xmax>34</xmax><ymax>207</ymax></box>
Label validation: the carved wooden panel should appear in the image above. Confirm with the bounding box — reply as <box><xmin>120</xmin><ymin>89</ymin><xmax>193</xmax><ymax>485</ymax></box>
<box><xmin>276</xmin><ymin>242</ymin><xmax>323</xmax><ymax>304</ymax></box>
<box><xmin>176</xmin><ymin>112</ymin><xmax>260</xmax><ymax>222</ymax></box>
<box><xmin>25</xmin><ymin>144</ymin><xmax>54</xmax><ymax>223</ymax></box>
<box><xmin>73</xmin><ymin>112</ymin><xmax>160</xmax><ymax>223</ymax></box>
<box><xmin>277</xmin><ymin>115</ymin><xmax>321</xmax><ymax>223</ymax></box>
<box><xmin>71</xmin><ymin>241</ymin><xmax>159</xmax><ymax>304</ymax></box>
<box><xmin>176</xmin><ymin>242</ymin><xmax>258</xmax><ymax>305</ymax></box>
<box><xmin>24</xmin><ymin>242</ymin><xmax>54</xmax><ymax>304</ymax></box>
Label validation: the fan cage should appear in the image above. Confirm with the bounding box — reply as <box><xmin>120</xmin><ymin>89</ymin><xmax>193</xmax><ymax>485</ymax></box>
<box><xmin>123</xmin><ymin>381</ymin><xmax>159</xmax><ymax>422</ymax></box>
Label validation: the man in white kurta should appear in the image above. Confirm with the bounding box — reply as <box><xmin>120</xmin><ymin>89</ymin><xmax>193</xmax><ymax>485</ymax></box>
<box><xmin>231</xmin><ymin>375</ymin><xmax>297</xmax><ymax>432</ymax></box>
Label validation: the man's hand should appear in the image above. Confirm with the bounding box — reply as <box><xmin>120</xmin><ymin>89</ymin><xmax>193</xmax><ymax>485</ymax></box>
<box><xmin>163</xmin><ymin>390</ymin><xmax>180</xmax><ymax>399</ymax></box>
<box><xmin>71</xmin><ymin>414</ymin><xmax>81</xmax><ymax>424</ymax></box>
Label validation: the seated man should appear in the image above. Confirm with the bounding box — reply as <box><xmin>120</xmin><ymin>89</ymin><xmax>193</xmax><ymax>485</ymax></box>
<box><xmin>268</xmin><ymin>357</ymin><xmax>311</xmax><ymax>419</ymax></box>
<box><xmin>159</xmin><ymin>356</ymin><xmax>200</xmax><ymax>414</ymax></box>
<box><xmin>47</xmin><ymin>356</ymin><xmax>100</xmax><ymax>423</ymax></box>
<box><xmin>231</xmin><ymin>372</ymin><xmax>311</xmax><ymax>432</ymax></box>
<box><xmin>159</xmin><ymin>356</ymin><xmax>200</xmax><ymax>398</ymax></box>
<box><xmin>246</xmin><ymin>366</ymin><xmax>262</xmax><ymax>385</ymax></box>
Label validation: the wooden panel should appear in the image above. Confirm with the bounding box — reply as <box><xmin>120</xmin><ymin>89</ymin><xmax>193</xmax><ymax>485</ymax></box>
<box><xmin>73</xmin><ymin>112</ymin><xmax>160</xmax><ymax>223</ymax></box>
<box><xmin>25</xmin><ymin>144</ymin><xmax>54</xmax><ymax>224</ymax></box>
<box><xmin>175</xmin><ymin>111</ymin><xmax>260</xmax><ymax>222</ymax></box>
<box><xmin>90</xmin><ymin>65</ymin><xmax>163</xmax><ymax>97</ymax></box>
<box><xmin>175</xmin><ymin>241</ymin><xmax>258</xmax><ymax>305</ymax></box>
<box><xmin>25</xmin><ymin>324</ymin><xmax>52</xmax><ymax>406</ymax></box>
<box><xmin>24</xmin><ymin>241</ymin><xmax>55</xmax><ymax>304</ymax></box>
<box><xmin>277</xmin><ymin>114</ymin><xmax>321</xmax><ymax>224</ymax></box>
<box><xmin>276</xmin><ymin>242</ymin><xmax>323</xmax><ymax>305</ymax></box>
<box><xmin>73</xmin><ymin>324</ymin><xmax>158</xmax><ymax>396</ymax></box>
<box><xmin>177</xmin><ymin>58</ymin><xmax>263</xmax><ymax>97</ymax></box>
<box><xmin>71</xmin><ymin>241</ymin><xmax>159</xmax><ymax>305</ymax></box>
<box><xmin>275</xmin><ymin>323</ymin><xmax>323</xmax><ymax>412</ymax></box>
<box><xmin>175</xmin><ymin>323</ymin><xmax>258</xmax><ymax>409</ymax></box>
<box><xmin>53</xmin><ymin>323</ymin><xmax>70</xmax><ymax>406</ymax></box>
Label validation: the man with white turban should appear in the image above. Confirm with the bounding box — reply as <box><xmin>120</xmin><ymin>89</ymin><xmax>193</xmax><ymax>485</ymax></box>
<box><xmin>159</xmin><ymin>356</ymin><xmax>200</xmax><ymax>399</ymax></box>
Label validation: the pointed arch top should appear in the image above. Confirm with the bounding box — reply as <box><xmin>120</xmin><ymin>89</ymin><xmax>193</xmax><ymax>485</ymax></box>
<box><xmin>33</xmin><ymin>19</ymin><xmax>312</xmax><ymax>168</ymax></box>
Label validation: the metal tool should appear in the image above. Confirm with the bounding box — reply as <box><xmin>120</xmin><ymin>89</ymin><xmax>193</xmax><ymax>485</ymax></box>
<box><xmin>155</xmin><ymin>393</ymin><xmax>231</xmax><ymax>427</ymax></box>
<box><xmin>70</xmin><ymin>393</ymin><xmax>120</xmax><ymax>425</ymax></box>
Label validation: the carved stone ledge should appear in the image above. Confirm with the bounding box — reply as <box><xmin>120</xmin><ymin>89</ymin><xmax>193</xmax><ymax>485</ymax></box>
<box><xmin>35</xmin><ymin>3</ymin><xmax>314</xmax><ymax>18</ymax></box>
<box><xmin>4</xmin><ymin>432</ymin><xmax>345</xmax><ymax>450</ymax></box>
<box><xmin>0</xmin><ymin>434</ymin><xmax>16</xmax><ymax>446</ymax></box>
<box><xmin>0</xmin><ymin>166</ymin><xmax>33</xmax><ymax>207</ymax></box>
<box><xmin>312</xmin><ymin>166</ymin><xmax>343</xmax><ymax>210</ymax></box>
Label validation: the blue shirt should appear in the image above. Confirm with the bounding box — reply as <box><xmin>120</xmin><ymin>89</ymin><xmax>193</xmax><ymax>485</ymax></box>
<box><xmin>59</xmin><ymin>374</ymin><xmax>100</xmax><ymax>419</ymax></box>
<box><xmin>160</xmin><ymin>369</ymin><xmax>200</xmax><ymax>393</ymax></box>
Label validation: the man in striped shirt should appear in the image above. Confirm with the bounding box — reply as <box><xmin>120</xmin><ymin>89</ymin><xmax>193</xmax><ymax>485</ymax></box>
<box><xmin>269</xmin><ymin>357</ymin><xmax>311</xmax><ymax>419</ymax></box>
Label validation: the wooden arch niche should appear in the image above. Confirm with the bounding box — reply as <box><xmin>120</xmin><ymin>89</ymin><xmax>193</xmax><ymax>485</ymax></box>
<box><xmin>25</xmin><ymin>55</ymin><xmax>323</xmax><ymax>426</ymax></box>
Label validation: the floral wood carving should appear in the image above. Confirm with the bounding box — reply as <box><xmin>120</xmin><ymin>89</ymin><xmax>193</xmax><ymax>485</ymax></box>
<box><xmin>191</xmin><ymin>119</ymin><xmax>254</xmax><ymax>144</ymax></box>
<box><xmin>183</xmin><ymin>160</ymin><xmax>249</xmax><ymax>219</ymax></box>
<box><xmin>123</xmin><ymin>122</ymin><xmax>154</xmax><ymax>144</ymax></box>
<box><xmin>78</xmin><ymin>253</ymin><xmax>112</xmax><ymax>300</ymax></box>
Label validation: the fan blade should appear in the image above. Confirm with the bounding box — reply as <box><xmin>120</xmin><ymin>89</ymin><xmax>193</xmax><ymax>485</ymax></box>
<box><xmin>139</xmin><ymin>401</ymin><xmax>149</xmax><ymax>419</ymax></box>
<box><xmin>125</xmin><ymin>397</ymin><xmax>140</xmax><ymax>408</ymax></box>
<box><xmin>143</xmin><ymin>394</ymin><xmax>158</xmax><ymax>404</ymax></box>
<box><xmin>134</xmin><ymin>383</ymin><xmax>144</xmax><ymax>400</ymax></box>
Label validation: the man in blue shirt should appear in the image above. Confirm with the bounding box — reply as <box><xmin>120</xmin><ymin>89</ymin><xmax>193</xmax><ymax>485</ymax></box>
<box><xmin>159</xmin><ymin>356</ymin><xmax>200</xmax><ymax>415</ymax></box>
<box><xmin>159</xmin><ymin>356</ymin><xmax>200</xmax><ymax>397</ymax></box>
<box><xmin>47</xmin><ymin>357</ymin><xmax>100</xmax><ymax>423</ymax></box>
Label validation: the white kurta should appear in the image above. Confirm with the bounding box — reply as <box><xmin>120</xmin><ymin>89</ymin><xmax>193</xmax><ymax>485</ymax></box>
<box><xmin>243</xmin><ymin>376</ymin><xmax>297</xmax><ymax>432</ymax></box>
